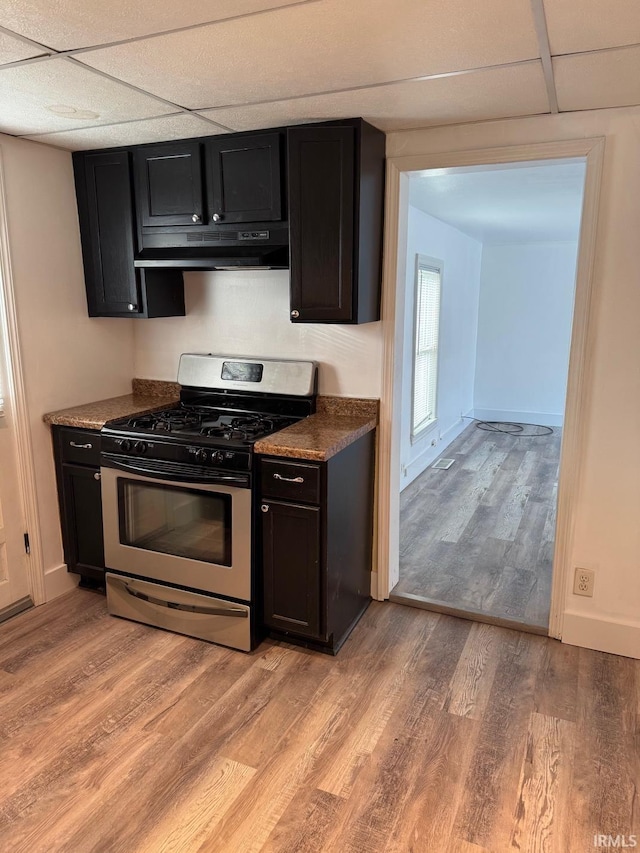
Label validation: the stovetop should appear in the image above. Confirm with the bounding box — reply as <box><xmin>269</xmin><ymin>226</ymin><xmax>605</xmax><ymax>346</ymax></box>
<box><xmin>100</xmin><ymin>403</ymin><xmax>305</xmax><ymax>475</ymax></box>
<box><xmin>110</xmin><ymin>405</ymin><xmax>299</xmax><ymax>447</ymax></box>
<box><xmin>100</xmin><ymin>355</ymin><xmax>317</xmax><ymax>476</ymax></box>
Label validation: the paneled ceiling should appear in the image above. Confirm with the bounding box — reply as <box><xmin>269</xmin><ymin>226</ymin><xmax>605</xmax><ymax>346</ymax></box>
<box><xmin>0</xmin><ymin>0</ymin><xmax>637</xmax><ymax>151</ymax></box>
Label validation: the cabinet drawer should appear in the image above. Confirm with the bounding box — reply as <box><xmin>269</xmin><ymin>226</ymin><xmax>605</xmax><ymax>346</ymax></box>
<box><xmin>261</xmin><ymin>459</ymin><xmax>321</xmax><ymax>504</ymax></box>
<box><xmin>59</xmin><ymin>429</ymin><xmax>101</xmax><ymax>466</ymax></box>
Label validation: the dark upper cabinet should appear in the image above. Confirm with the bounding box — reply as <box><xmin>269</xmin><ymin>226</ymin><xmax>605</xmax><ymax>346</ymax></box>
<box><xmin>72</xmin><ymin>119</ymin><xmax>383</xmax><ymax>321</ymax></box>
<box><xmin>206</xmin><ymin>132</ymin><xmax>283</xmax><ymax>224</ymax></box>
<box><xmin>134</xmin><ymin>142</ymin><xmax>205</xmax><ymax>227</ymax></box>
<box><xmin>288</xmin><ymin>119</ymin><xmax>385</xmax><ymax>325</ymax></box>
<box><xmin>73</xmin><ymin>150</ymin><xmax>185</xmax><ymax>318</ymax></box>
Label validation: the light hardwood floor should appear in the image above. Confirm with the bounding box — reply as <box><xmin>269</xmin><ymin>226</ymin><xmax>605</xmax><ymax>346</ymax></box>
<box><xmin>1</xmin><ymin>588</ymin><xmax>638</xmax><ymax>852</ymax></box>
<box><xmin>394</xmin><ymin>423</ymin><xmax>562</xmax><ymax>630</ymax></box>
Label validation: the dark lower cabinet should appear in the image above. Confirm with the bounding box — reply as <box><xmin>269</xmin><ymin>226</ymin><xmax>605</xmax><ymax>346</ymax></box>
<box><xmin>262</xmin><ymin>501</ymin><xmax>322</xmax><ymax>639</ymax></box>
<box><xmin>288</xmin><ymin>119</ymin><xmax>385</xmax><ymax>324</ymax></box>
<box><xmin>53</xmin><ymin>427</ymin><xmax>105</xmax><ymax>586</ymax></box>
<box><xmin>259</xmin><ymin>430</ymin><xmax>375</xmax><ymax>654</ymax></box>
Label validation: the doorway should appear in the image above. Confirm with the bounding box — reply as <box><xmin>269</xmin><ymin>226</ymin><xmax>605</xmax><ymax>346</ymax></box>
<box><xmin>391</xmin><ymin>159</ymin><xmax>585</xmax><ymax>632</ymax></box>
<box><xmin>375</xmin><ymin>138</ymin><xmax>604</xmax><ymax>640</ymax></box>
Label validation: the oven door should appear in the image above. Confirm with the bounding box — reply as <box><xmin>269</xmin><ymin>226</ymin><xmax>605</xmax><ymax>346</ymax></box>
<box><xmin>101</xmin><ymin>465</ymin><xmax>251</xmax><ymax>601</ymax></box>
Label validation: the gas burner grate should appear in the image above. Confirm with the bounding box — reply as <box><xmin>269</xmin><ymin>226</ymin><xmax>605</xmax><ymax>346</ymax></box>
<box><xmin>127</xmin><ymin>410</ymin><xmax>203</xmax><ymax>432</ymax></box>
<box><xmin>200</xmin><ymin>415</ymin><xmax>286</xmax><ymax>442</ymax></box>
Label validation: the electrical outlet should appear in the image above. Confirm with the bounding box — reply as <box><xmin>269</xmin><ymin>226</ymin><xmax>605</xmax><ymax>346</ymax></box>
<box><xmin>573</xmin><ymin>567</ymin><xmax>595</xmax><ymax>597</ymax></box>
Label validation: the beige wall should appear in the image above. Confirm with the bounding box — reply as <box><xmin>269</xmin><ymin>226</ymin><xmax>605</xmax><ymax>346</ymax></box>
<box><xmin>388</xmin><ymin>106</ymin><xmax>640</xmax><ymax>657</ymax></box>
<box><xmin>0</xmin><ymin>133</ymin><xmax>134</xmax><ymax>597</ymax></box>
<box><xmin>134</xmin><ymin>270</ymin><xmax>383</xmax><ymax>397</ymax></box>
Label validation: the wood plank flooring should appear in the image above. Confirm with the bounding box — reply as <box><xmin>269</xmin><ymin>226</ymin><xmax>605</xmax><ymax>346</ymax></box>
<box><xmin>1</xmin><ymin>589</ymin><xmax>638</xmax><ymax>852</ymax></box>
<box><xmin>394</xmin><ymin>423</ymin><xmax>562</xmax><ymax>629</ymax></box>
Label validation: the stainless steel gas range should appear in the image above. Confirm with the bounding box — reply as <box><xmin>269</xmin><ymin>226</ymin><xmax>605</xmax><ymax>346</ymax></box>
<box><xmin>101</xmin><ymin>354</ymin><xmax>317</xmax><ymax>651</ymax></box>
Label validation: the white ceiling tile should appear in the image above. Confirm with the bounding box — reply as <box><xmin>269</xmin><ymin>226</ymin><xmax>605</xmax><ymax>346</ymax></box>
<box><xmin>24</xmin><ymin>113</ymin><xmax>226</xmax><ymax>151</ymax></box>
<box><xmin>543</xmin><ymin>0</ymin><xmax>640</xmax><ymax>55</ymax></box>
<box><xmin>0</xmin><ymin>30</ymin><xmax>44</xmax><ymax>65</ymax></box>
<box><xmin>554</xmin><ymin>46</ymin><xmax>640</xmax><ymax>112</ymax></box>
<box><xmin>0</xmin><ymin>0</ymin><xmax>306</xmax><ymax>51</ymax></box>
<box><xmin>199</xmin><ymin>63</ymin><xmax>550</xmax><ymax>132</ymax></box>
<box><xmin>0</xmin><ymin>58</ymin><xmax>176</xmax><ymax>135</ymax></box>
<box><xmin>79</xmin><ymin>0</ymin><xmax>540</xmax><ymax>110</ymax></box>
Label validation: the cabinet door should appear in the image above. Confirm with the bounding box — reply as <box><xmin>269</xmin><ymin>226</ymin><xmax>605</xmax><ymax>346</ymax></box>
<box><xmin>261</xmin><ymin>500</ymin><xmax>322</xmax><ymax>639</ymax></box>
<box><xmin>205</xmin><ymin>133</ymin><xmax>282</xmax><ymax>224</ymax></box>
<box><xmin>75</xmin><ymin>151</ymin><xmax>141</xmax><ymax>316</ymax></box>
<box><xmin>60</xmin><ymin>464</ymin><xmax>105</xmax><ymax>578</ymax></box>
<box><xmin>134</xmin><ymin>142</ymin><xmax>204</xmax><ymax>227</ymax></box>
<box><xmin>288</xmin><ymin>125</ymin><xmax>355</xmax><ymax>323</ymax></box>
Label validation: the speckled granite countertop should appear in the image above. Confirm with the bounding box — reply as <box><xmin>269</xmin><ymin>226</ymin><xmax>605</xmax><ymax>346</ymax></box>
<box><xmin>43</xmin><ymin>379</ymin><xmax>180</xmax><ymax>429</ymax></box>
<box><xmin>254</xmin><ymin>396</ymin><xmax>379</xmax><ymax>462</ymax></box>
<box><xmin>43</xmin><ymin>385</ymin><xmax>378</xmax><ymax>459</ymax></box>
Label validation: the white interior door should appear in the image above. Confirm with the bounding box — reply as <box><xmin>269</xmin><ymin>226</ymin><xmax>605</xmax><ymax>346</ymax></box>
<box><xmin>0</xmin><ymin>351</ymin><xmax>29</xmax><ymax>611</ymax></box>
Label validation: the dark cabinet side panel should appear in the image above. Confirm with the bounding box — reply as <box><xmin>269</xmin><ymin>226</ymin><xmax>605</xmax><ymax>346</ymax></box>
<box><xmin>206</xmin><ymin>132</ymin><xmax>283</xmax><ymax>224</ymax></box>
<box><xmin>262</xmin><ymin>500</ymin><xmax>322</xmax><ymax>638</ymax></box>
<box><xmin>75</xmin><ymin>151</ymin><xmax>140</xmax><ymax>316</ymax></box>
<box><xmin>288</xmin><ymin>125</ymin><xmax>355</xmax><ymax>322</ymax></box>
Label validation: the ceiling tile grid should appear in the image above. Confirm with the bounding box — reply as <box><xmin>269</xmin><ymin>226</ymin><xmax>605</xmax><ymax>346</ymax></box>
<box><xmin>554</xmin><ymin>44</ymin><xmax>640</xmax><ymax>111</ymax></box>
<box><xmin>0</xmin><ymin>0</ymin><xmax>638</xmax><ymax>150</ymax></box>
<box><xmin>542</xmin><ymin>0</ymin><xmax>640</xmax><ymax>56</ymax></box>
<box><xmin>0</xmin><ymin>57</ymin><xmax>176</xmax><ymax>136</ymax></box>
<box><xmin>198</xmin><ymin>62</ymin><xmax>550</xmax><ymax>133</ymax></box>
<box><xmin>0</xmin><ymin>0</ymin><xmax>309</xmax><ymax>51</ymax></box>
<box><xmin>0</xmin><ymin>29</ymin><xmax>45</xmax><ymax>65</ymax></box>
<box><xmin>25</xmin><ymin>112</ymin><xmax>227</xmax><ymax>151</ymax></box>
<box><xmin>77</xmin><ymin>0</ymin><xmax>540</xmax><ymax>110</ymax></box>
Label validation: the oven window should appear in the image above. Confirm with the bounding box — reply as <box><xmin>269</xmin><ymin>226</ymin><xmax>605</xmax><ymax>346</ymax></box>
<box><xmin>117</xmin><ymin>479</ymin><xmax>232</xmax><ymax>566</ymax></box>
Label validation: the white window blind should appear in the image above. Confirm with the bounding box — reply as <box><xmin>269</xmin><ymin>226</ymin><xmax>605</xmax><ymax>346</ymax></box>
<box><xmin>412</xmin><ymin>258</ymin><xmax>441</xmax><ymax>437</ymax></box>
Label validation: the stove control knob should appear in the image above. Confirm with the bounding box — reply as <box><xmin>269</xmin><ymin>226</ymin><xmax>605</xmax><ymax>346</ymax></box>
<box><xmin>120</xmin><ymin>439</ymin><xmax>132</xmax><ymax>453</ymax></box>
<box><xmin>195</xmin><ymin>449</ymin><xmax>209</xmax><ymax>462</ymax></box>
<box><xmin>133</xmin><ymin>441</ymin><xmax>147</xmax><ymax>454</ymax></box>
<box><xmin>210</xmin><ymin>451</ymin><xmax>223</xmax><ymax>464</ymax></box>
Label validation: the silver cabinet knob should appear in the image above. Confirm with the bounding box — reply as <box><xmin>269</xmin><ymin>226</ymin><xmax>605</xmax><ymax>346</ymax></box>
<box><xmin>191</xmin><ymin>214</ymin><xmax>201</xmax><ymax>223</ymax></box>
<box><xmin>291</xmin><ymin>310</ymin><xmax>300</xmax><ymax>319</ymax></box>
<box><xmin>261</xmin><ymin>504</ymin><xmax>269</xmax><ymax>513</ymax></box>
<box><xmin>212</xmin><ymin>213</ymin><xmax>222</xmax><ymax>222</ymax></box>
<box><xmin>94</xmin><ymin>472</ymin><xmax>101</xmax><ymax>481</ymax></box>
<box><xmin>127</xmin><ymin>303</ymin><xmax>137</xmax><ymax>312</ymax></box>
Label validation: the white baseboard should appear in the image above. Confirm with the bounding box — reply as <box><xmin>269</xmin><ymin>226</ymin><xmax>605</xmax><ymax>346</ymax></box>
<box><xmin>44</xmin><ymin>562</ymin><xmax>78</xmax><ymax>602</ymax></box>
<box><xmin>401</xmin><ymin>416</ymin><xmax>469</xmax><ymax>488</ymax></box>
<box><xmin>472</xmin><ymin>408</ymin><xmax>564</xmax><ymax>428</ymax></box>
<box><xmin>562</xmin><ymin>610</ymin><xmax>640</xmax><ymax>659</ymax></box>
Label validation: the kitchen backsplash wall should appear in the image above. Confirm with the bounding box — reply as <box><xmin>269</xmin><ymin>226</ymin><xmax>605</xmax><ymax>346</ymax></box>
<box><xmin>133</xmin><ymin>270</ymin><xmax>384</xmax><ymax>397</ymax></box>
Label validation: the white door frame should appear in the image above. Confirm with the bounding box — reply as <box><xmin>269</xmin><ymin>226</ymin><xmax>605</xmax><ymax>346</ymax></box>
<box><xmin>0</xmin><ymin>149</ymin><xmax>45</xmax><ymax>605</ymax></box>
<box><xmin>375</xmin><ymin>137</ymin><xmax>605</xmax><ymax>639</ymax></box>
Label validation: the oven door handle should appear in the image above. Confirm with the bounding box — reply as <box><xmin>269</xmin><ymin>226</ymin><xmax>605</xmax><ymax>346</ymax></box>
<box><xmin>123</xmin><ymin>582</ymin><xmax>248</xmax><ymax>618</ymax></box>
<box><xmin>101</xmin><ymin>454</ymin><xmax>250</xmax><ymax>487</ymax></box>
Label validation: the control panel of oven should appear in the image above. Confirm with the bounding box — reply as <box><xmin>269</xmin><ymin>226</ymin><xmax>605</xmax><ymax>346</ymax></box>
<box><xmin>101</xmin><ymin>435</ymin><xmax>251</xmax><ymax>472</ymax></box>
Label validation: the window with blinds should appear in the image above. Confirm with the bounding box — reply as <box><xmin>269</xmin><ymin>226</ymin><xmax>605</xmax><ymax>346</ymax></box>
<box><xmin>411</xmin><ymin>257</ymin><xmax>442</xmax><ymax>438</ymax></box>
